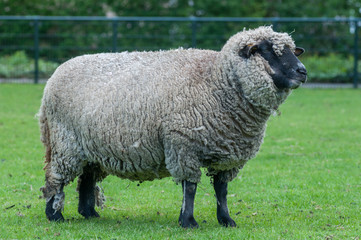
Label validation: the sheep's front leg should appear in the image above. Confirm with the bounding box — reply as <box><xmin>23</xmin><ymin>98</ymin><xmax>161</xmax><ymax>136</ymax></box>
<box><xmin>213</xmin><ymin>175</ymin><xmax>236</xmax><ymax>227</ymax></box>
<box><xmin>178</xmin><ymin>180</ymin><xmax>199</xmax><ymax>228</ymax></box>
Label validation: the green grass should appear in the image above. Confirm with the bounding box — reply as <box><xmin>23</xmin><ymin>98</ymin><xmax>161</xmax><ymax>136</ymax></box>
<box><xmin>0</xmin><ymin>84</ymin><xmax>360</xmax><ymax>239</ymax></box>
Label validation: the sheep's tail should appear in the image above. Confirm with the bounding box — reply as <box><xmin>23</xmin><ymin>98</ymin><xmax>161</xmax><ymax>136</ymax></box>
<box><xmin>38</xmin><ymin>103</ymin><xmax>65</xmax><ymax>211</ymax></box>
<box><xmin>38</xmin><ymin>103</ymin><xmax>59</xmax><ymax>200</ymax></box>
<box><xmin>38</xmin><ymin>103</ymin><xmax>51</xmax><ymax>166</ymax></box>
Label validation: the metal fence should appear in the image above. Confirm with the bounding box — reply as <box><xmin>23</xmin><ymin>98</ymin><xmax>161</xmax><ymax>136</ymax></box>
<box><xmin>0</xmin><ymin>16</ymin><xmax>360</xmax><ymax>87</ymax></box>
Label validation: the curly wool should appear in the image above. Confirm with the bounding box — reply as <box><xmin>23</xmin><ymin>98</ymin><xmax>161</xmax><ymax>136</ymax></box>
<box><xmin>39</xmin><ymin>26</ymin><xmax>297</xmax><ymax>200</ymax></box>
<box><xmin>219</xmin><ymin>26</ymin><xmax>295</xmax><ymax>110</ymax></box>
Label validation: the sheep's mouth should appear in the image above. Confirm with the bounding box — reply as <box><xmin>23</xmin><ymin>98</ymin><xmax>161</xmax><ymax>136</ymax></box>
<box><xmin>289</xmin><ymin>80</ymin><xmax>302</xmax><ymax>89</ymax></box>
<box><xmin>288</xmin><ymin>76</ymin><xmax>307</xmax><ymax>89</ymax></box>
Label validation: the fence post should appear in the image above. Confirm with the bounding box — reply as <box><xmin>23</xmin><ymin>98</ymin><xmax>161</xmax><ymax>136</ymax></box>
<box><xmin>191</xmin><ymin>17</ymin><xmax>197</xmax><ymax>48</ymax></box>
<box><xmin>112</xmin><ymin>20</ymin><xmax>118</xmax><ymax>52</ymax></box>
<box><xmin>33</xmin><ymin>19</ymin><xmax>39</xmax><ymax>84</ymax></box>
<box><xmin>353</xmin><ymin>20</ymin><xmax>359</xmax><ymax>88</ymax></box>
<box><xmin>272</xmin><ymin>18</ymin><xmax>279</xmax><ymax>31</ymax></box>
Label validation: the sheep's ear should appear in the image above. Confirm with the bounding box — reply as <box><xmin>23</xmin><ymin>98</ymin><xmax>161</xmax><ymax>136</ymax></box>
<box><xmin>239</xmin><ymin>44</ymin><xmax>258</xmax><ymax>58</ymax></box>
<box><xmin>294</xmin><ymin>47</ymin><xmax>305</xmax><ymax>57</ymax></box>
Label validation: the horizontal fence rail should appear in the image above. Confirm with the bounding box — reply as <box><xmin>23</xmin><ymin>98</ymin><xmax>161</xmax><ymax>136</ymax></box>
<box><xmin>0</xmin><ymin>16</ymin><xmax>360</xmax><ymax>87</ymax></box>
<box><xmin>1</xmin><ymin>15</ymin><xmax>360</xmax><ymax>22</ymax></box>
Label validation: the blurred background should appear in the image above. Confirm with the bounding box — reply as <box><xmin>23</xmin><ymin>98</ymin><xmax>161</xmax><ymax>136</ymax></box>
<box><xmin>1</xmin><ymin>3</ymin><xmax>361</xmax><ymax>239</ymax></box>
<box><xmin>0</xmin><ymin>0</ymin><xmax>361</xmax><ymax>86</ymax></box>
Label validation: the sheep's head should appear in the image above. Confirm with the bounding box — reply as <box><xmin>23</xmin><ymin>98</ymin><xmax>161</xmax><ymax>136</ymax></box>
<box><xmin>219</xmin><ymin>26</ymin><xmax>307</xmax><ymax>110</ymax></box>
<box><xmin>240</xmin><ymin>40</ymin><xmax>307</xmax><ymax>90</ymax></box>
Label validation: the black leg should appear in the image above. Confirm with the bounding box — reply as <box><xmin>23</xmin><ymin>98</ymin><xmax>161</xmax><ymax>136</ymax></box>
<box><xmin>78</xmin><ymin>166</ymin><xmax>100</xmax><ymax>219</ymax></box>
<box><xmin>178</xmin><ymin>180</ymin><xmax>199</xmax><ymax>228</ymax></box>
<box><xmin>213</xmin><ymin>175</ymin><xmax>236</xmax><ymax>227</ymax></box>
<box><xmin>45</xmin><ymin>195</ymin><xmax>65</xmax><ymax>222</ymax></box>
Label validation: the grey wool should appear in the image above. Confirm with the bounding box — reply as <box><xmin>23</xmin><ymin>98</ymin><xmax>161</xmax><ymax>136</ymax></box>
<box><xmin>39</xmin><ymin>26</ymin><xmax>297</xmax><ymax>210</ymax></box>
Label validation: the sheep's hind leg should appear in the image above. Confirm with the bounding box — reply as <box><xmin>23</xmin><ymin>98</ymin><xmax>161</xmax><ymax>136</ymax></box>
<box><xmin>77</xmin><ymin>164</ymin><xmax>100</xmax><ymax>219</ymax></box>
<box><xmin>45</xmin><ymin>185</ymin><xmax>65</xmax><ymax>222</ymax></box>
<box><xmin>213</xmin><ymin>174</ymin><xmax>236</xmax><ymax>227</ymax></box>
<box><xmin>178</xmin><ymin>180</ymin><xmax>199</xmax><ymax>228</ymax></box>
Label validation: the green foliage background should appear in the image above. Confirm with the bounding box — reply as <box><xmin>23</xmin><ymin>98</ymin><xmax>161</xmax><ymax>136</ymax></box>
<box><xmin>1</xmin><ymin>0</ymin><xmax>360</xmax><ymax>17</ymax></box>
<box><xmin>0</xmin><ymin>0</ymin><xmax>361</xmax><ymax>82</ymax></box>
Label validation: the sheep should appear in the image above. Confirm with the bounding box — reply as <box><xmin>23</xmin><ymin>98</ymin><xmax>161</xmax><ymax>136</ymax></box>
<box><xmin>39</xmin><ymin>26</ymin><xmax>307</xmax><ymax>228</ymax></box>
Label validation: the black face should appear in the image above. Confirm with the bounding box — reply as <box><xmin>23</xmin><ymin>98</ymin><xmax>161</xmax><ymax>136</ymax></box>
<box><xmin>240</xmin><ymin>40</ymin><xmax>307</xmax><ymax>90</ymax></box>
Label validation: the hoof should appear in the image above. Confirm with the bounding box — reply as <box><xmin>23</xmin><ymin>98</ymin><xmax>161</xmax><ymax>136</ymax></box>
<box><xmin>179</xmin><ymin>215</ymin><xmax>199</xmax><ymax>229</ymax></box>
<box><xmin>79</xmin><ymin>207</ymin><xmax>100</xmax><ymax>219</ymax></box>
<box><xmin>47</xmin><ymin>211</ymin><xmax>65</xmax><ymax>222</ymax></box>
<box><xmin>218</xmin><ymin>217</ymin><xmax>237</xmax><ymax>227</ymax></box>
<box><xmin>46</xmin><ymin>206</ymin><xmax>64</xmax><ymax>222</ymax></box>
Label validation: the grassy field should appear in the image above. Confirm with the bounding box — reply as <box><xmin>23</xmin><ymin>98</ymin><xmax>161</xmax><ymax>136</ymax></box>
<box><xmin>0</xmin><ymin>84</ymin><xmax>360</xmax><ymax>239</ymax></box>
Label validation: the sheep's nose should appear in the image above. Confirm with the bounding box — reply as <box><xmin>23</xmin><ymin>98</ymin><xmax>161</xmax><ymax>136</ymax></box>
<box><xmin>297</xmin><ymin>67</ymin><xmax>307</xmax><ymax>76</ymax></box>
<box><xmin>296</xmin><ymin>64</ymin><xmax>307</xmax><ymax>83</ymax></box>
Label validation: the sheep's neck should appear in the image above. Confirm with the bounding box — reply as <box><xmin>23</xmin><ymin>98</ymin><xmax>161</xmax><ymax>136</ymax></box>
<box><xmin>210</xmin><ymin>72</ymin><xmax>273</xmax><ymax>138</ymax></box>
<box><xmin>219</xmin><ymin>90</ymin><xmax>270</xmax><ymax>137</ymax></box>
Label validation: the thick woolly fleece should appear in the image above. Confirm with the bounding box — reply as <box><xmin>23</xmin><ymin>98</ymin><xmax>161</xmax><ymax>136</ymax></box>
<box><xmin>39</xmin><ymin>26</ymin><xmax>296</xmax><ymax>207</ymax></box>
